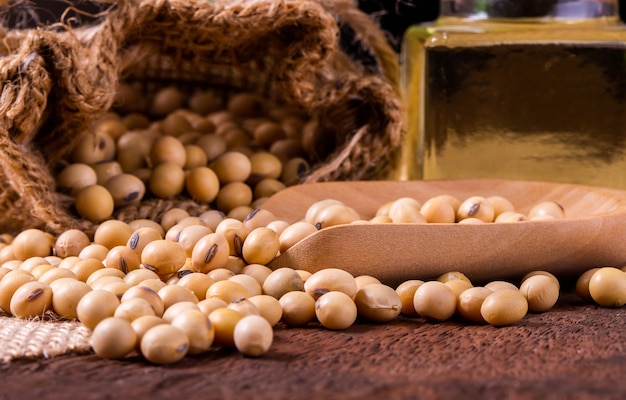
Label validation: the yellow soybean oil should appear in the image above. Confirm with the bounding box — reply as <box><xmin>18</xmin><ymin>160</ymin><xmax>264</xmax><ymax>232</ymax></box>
<box><xmin>396</xmin><ymin>0</ymin><xmax>626</xmax><ymax>189</ymax></box>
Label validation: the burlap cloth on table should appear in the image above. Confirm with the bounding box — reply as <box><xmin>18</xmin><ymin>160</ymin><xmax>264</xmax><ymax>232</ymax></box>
<box><xmin>0</xmin><ymin>0</ymin><xmax>402</xmax><ymax>362</ymax></box>
<box><xmin>0</xmin><ymin>313</ymin><xmax>91</xmax><ymax>362</ymax></box>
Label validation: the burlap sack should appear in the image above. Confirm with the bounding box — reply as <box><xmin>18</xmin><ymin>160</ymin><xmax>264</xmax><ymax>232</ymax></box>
<box><xmin>0</xmin><ymin>0</ymin><xmax>402</xmax><ymax>361</ymax></box>
<box><xmin>0</xmin><ymin>0</ymin><xmax>402</xmax><ymax>237</ymax></box>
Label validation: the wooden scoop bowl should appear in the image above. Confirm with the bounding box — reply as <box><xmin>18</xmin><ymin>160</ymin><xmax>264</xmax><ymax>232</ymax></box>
<box><xmin>260</xmin><ymin>179</ymin><xmax>626</xmax><ymax>286</ymax></box>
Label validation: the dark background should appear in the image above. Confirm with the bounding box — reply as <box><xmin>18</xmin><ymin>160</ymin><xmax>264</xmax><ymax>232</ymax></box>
<box><xmin>2</xmin><ymin>1</ymin><xmax>625</xmax><ymax>52</ymax></box>
<box><xmin>356</xmin><ymin>0</ymin><xmax>440</xmax><ymax>50</ymax></box>
<box><xmin>1</xmin><ymin>0</ymin><xmax>441</xmax><ymax>52</ymax></box>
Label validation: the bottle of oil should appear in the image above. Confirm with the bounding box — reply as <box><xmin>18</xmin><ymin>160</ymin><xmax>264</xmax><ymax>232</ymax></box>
<box><xmin>396</xmin><ymin>0</ymin><xmax>626</xmax><ymax>189</ymax></box>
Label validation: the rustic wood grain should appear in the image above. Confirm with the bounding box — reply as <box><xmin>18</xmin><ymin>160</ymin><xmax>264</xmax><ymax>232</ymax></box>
<box><xmin>2</xmin><ymin>288</ymin><xmax>625</xmax><ymax>399</ymax></box>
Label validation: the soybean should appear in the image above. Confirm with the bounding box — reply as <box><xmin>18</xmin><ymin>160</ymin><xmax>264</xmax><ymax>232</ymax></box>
<box><xmin>0</xmin><ymin>271</ymin><xmax>35</xmax><ymax>313</ymax></box>
<box><xmin>208</xmin><ymin>307</ymin><xmax>244</xmax><ymax>348</ymax></box>
<box><xmin>315</xmin><ymin>291</ymin><xmax>357</xmax><ymax>330</ymax></box>
<box><xmin>457</xmin><ymin>287</ymin><xmax>493</xmax><ymax>324</ymax></box>
<box><xmin>114</xmin><ymin>297</ymin><xmax>156</xmax><ymax>321</ymax></box>
<box><xmin>140</xmin><ymin>324</ymin><xmax>189</xmax><ymax>364</ymax></box>
<box><xmin>11</xmin><ymin>229</ymin><xmax>54</xmax><ymax>260</ymax></box>
<box><xmin>480</xmin><ymin>289</ymin><xmax>528</xmax><ymax>326</ymax></box>
<box><xmin>228</xmin><ymin>298</ymin><xmax>260</xmax><ymax>317</ymax></box>
<box><xmin>131</xmin><ymin>315</ymin><xmax>167</xmax><ymax>350</ymax></box>
<box><xmin>588</xmin><ymin>267</ymin><xmax>626</xmax><ymax>307</ymax></box>
<box><xmin>177</xmin><ymin>273</ymin><xmax>215</xmax><ymax>301</ymax></box>
<box><xmin>241</xmin><ymin>227</ymin><xmax>279</xmax><ymax>265</ymax></box>
<box><xmin>105</xmin><ymin>246</ymin><xmax>141</xmax><ymax>273</ymax></box>
<box><xmin>197</xmin><ymin>297</ymin><xmax>229</xmax><ymax>316</ymax></box>
<box><xmin>278</xmin><ymin>221</ymin><xmax>317</xmax><ymax>253</ymax></box>
<box><xmin>420</xmin><ymin>196</ymin><xmax>456</xmax><ymax>224</ymax></box>
<box><xmin>519</xmin><ymin>274</ymin><xmax>560</xmax><ymax>313</ymax></box>
<box><xmin>206</xmin><ymin>280</ymin><xmax>250</xmax><ymax>304</ymax></box>
<box><xmin>91</xmin><ymin>317</ymin><xmax>137</xmax><ymax>359</ymax></box>
<box><xmin>233</xmin><ymin>314</ymin><xmax>273</xmax><ymax>356</ymax></box>
<box><xmin>158</xmin><ymin>285</ymin><xmax>199</xmax><ymax>310</ymax></box>
<box><xmin>248</xmin><ymin>295</ymin><xmax>282</xmax><ymax>326</ymax></box>
<box><xmin>121</xmin><ymin>285</ymin><xmax>165</xmax><ymax>317</ymax></box>
<box><xmin>55</xmin><ymin>229</ymin><xmax>91</xmax><ymax>258</ymax></box>
<box><xmin>413</xmin><ymin>281</ymin><xmax>456</xmax><ymax>322</ymax></box>
<box><xmin>262</xmin><ymin>267</ymin><xmax>304</xmax><ymax>299</ymax></box>
<box><xmin>279</xmin><ymin>291</ymin><xmax>316</xmax><ymax>327</ymax></box>
<box><xmin>304</xmin><ymin>268</ymin><xmax>357</xmax><ymax>300</ymax></box>
<box><xmin>141</xmin><ymin>240</ymin><xmax>187</xmax><ymax>276</ymax></box>
<box><xmin>123</xmin><ymin>268</ymin><xmax>160</xmax><ymax>286</ymax></box>
<box><xmin>228</xmin><ymin>274</ymin><xmax>263</xmax><ymax>297</ymax></box>
<box><xmin>395</xmin><ymin>279</ymin><xmax>424</xmax><ymax>316</ymax></box>
<box><xmin>38</xmin><ymin>268</ymin><xmax>78</xmax><ymax>286</ymax></box>
<box><xmin>185</xmin><ymin>167</ymin><xmax>220</xmax><ymax>204</ymax></box>
<box><xmin>170</xmin><ymin>309</ymin><xmax>214</xmax><ymax>355</ymax></box>
<box><xmin>85</xmin><ymin>268</ymin><xmax>125</xmax><ymax>287</ymax></box>
<box><xmin>354</xmin><ymin>283</ymin><xmax>402</xmax><ymax>323</ymax></box>
<box><xmin>162</xmin><ymin>301</ymin><xmax>200</xmax><ymax>323</ymax></box>
<box><xmin>74</xmin><ymin>185</ymin><xmax>115</xmax><ymax>222</ymax></box>
<box><xmin>528</xmin><ymin>201</ymin><xmax>565</xmax><ymax>220</ymax></box>
<box><xmin>576</xmin><ymin>268</ymin><xmax>600</xmax><ymax>302</ymax></box>
<box><xmin>191</xmin><ymin>233</ymin><xmax>230</xmax><ymax>273</ymax></box>
<box><xmin>10</xmin><ymin>281</ymin><xmax>53</xmax><ymax>319</ymax></box>
<box><xmin>456</xmin><ymin>196</ymin><xmax>494</xmax><ymax>223</ymax></box>
<box><xmin>76</xmin><ymin>289</ymin><xmax>121</xmax><ymax>329</ymax></box>
<box><xmin>104</xmin><ymin>173</ymin><xmax>146</xmax><ymax>207</ymax></box>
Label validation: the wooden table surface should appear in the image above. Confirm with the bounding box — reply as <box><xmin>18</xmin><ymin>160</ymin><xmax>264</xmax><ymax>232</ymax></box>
<box><xmin>2</xmin><ymin>284</ymin><xmax>625</xmax><ymax>400</ymax></box>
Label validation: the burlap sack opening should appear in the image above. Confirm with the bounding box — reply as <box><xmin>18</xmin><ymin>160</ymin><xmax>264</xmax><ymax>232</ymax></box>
<box><xmin>0</xmin><ymin>0</ymin><xmax>402</xmax><ymax>239</ymax></box>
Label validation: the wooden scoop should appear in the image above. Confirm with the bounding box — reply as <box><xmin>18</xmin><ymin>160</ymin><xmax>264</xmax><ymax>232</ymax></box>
<box><xmin>260</xmin><ymin>179</ymin><xmax>626</xmax><ymax>285</ymax></box>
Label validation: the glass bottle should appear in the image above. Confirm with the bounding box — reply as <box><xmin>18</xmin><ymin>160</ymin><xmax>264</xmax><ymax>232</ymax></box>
<box><xmin>395</xmin><ymin>0</ymin><xmax>626</xmax><ymax>189</ymax></box>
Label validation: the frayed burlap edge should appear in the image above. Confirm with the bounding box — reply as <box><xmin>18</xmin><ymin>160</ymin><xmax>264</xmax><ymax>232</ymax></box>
<box><xmin>0</xmin><ymin>5</ymin><xmax>120</xmax><ymax>235</ymax></box>
<box><xmin>0</xmin><ymin>313</ymin><xmax>91</xmax><ymax>363</ymax></box>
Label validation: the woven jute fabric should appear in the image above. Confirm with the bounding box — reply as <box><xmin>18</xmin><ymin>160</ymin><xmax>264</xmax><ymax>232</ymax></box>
<box><xmin>0</xmin><ymin>0</ymin><xmax>402</xmax><ymax>361</ymax></box>
<box><xmin>0</xmin><ymin>314</ymin><xmax>91</xmax><ymax>363</ymax></box>
<box><xmin>0</xmin><ymin>0</ymin><xmax>403</xmax><ymax>237</ymax></box>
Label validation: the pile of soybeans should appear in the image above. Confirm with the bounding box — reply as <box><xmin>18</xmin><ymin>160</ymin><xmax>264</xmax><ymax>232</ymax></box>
<box><xmin>57</xmin><ymin>84</ymin><xmax>317</xmax><ymax>224</ymax></box>
<box><xmin>1</xmin><ymin>86</ymin><xmax>624</xmax><ymax>364</ymax></box>
<box><xmin>0</xmin><ymin>191</ymin><xmax>624</xmax><ymax>364</ymax></box>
